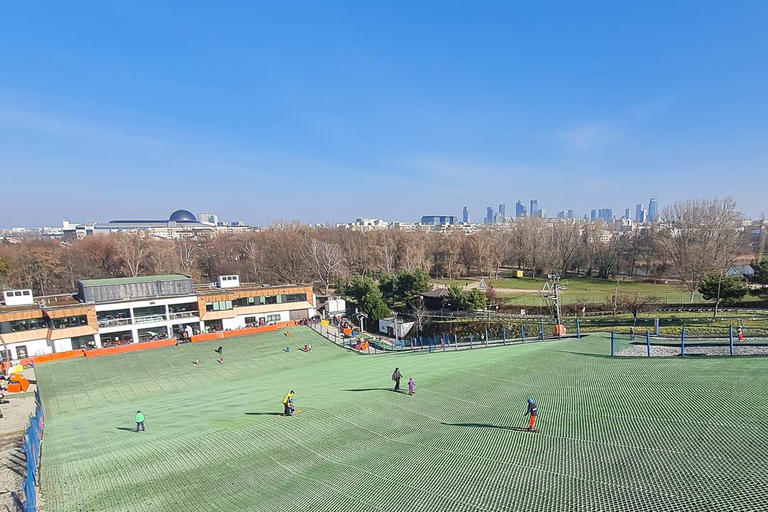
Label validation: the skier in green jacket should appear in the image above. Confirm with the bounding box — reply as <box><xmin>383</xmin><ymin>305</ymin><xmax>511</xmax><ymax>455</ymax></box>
<box><xmin>136</xmin><ymin>410</ymin><xmax>145</xmax><ymax>432</ymax></box>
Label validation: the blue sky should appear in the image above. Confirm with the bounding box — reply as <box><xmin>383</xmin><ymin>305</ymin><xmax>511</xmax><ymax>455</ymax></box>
<box><xmin>1</xmin><ymin>1</ymin><xmax>767</xmax><ymax>228</ymax></box>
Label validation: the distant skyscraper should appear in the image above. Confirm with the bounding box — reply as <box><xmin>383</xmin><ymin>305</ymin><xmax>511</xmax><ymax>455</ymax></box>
<box><xmin>538</xmin><ymin>209</ymin><xmax>547</xmax><ymax>219</ymax></box>
<box><xmin>530</xmin><ymin>200</ymin><xmax>539</xmax><ymax>218</ymax></box>
<box><xmin>590</xmin><ymin>209</ymin><xmax>597</xmax><ymax>222</ymax></box>
<box><xmin>485</xmin><ymin>206</ymin><xmax>494</xmax><ymax>224</ymax></box>
<box><xmin>515</xmin><ymin>201</ymin><xmax>526</xmax><ymax>217</ymax></box>
<box><xmin>462</xmin><ymin>206</ymin><xmax>470</xmax><ymax>223</ymax></box>
<box><xmin>421</xmin><ymin>215</ymin><xmax>457</xmax><ymax>225</ymax></box>
<box><xmin>557</xmin><ymin>210</ymin><xmax>566</xmax><ymax>219</ymax></box>
<box><xmin>635</xmin><ymin>204</ymin><xmax>644</xmax><ymax>222</ymax></box>
<box><xmin>624</xmin><ymin>208</ymin><xmax>630</xmax><ymax>220</ymax></box>
<box><xmin>498</xmin><ymin>203</ymin><xmax>506</xmax><ymax>218</ymax></box>
<box><xmin>567</xmin><ymin>209</ymin><xmax>574</xmax><ymax>220</ymax></box>
<box><xmin>597</xmin><ymin>208</ymin><xmax>613</xmax><ymax>223</ymax></box>
<box><xmin>648</xmin><ymin>196</ymin><xmax>659</xmax><ymax>222</ymax></box>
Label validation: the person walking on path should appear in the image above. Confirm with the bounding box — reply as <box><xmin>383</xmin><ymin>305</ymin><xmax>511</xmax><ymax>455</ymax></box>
<box><xmin>524</xmin><ymin>399</ymin><xmax>538</xmax><ymax>432</ymax></box>
<box><xmin>135</xmin><ymin>410</ymin><xmax>145</xmax><ymax>432</ymax></box>
<box><xmin>408</xmin><ymin>377</ymin><xmax>415</xmax><ymax>396</ymax></box>
<box><xmin>629</xmin><ymin>327</ymin><xmax>635</xmax><ymax>341</ymax></box>
<box><xmin>392</xmin><ymin>368</ymin><xmax>402</xmax><ymax>392</ymax></box>
<box><xmin>738</xmin><ymin>327</ymin><xmax>744</xmax><ymax>342</ymax></box>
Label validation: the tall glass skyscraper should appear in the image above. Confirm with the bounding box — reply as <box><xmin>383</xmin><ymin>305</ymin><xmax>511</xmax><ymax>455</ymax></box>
<box><xmin>486</xmin><ymin>206</ymin><xmax>494</xmax><ymax>224</ymax></box>
<box><xmin>462</xmin><ymin>206</ymin><xmax>470</xmax><ymax>223</ymax></box>
<box><xmin>648</xmin><ymin>196</ymin><xmax>659</xmax><ymax>222</ymax></box>
<box><xmin>515</xmin><ymin>201</ymin><xmax>527</xmax><ymax>217</ymax></box>
<box><xmin>530</xmin><ymin>199</ymin><xmax>539</xmax><ymax>218</ymax></box>
<box><xmin>498</xmin><ymin>203</ymin><xmax>506</xmax><ymax>218</ymax></box>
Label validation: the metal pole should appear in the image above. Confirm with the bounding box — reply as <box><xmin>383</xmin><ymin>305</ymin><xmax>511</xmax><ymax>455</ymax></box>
<box><xmin>611</xmin><ymin>331</ymin><xmax>614</xmax><ymax>356</ymax></box>
<box><xmin>729</xmin><ymin>325</ymin><xmax>734</xmax><ymax>356</ymax></box>
<box><xmin>454</xmin><ymin>333</ymin><xmax>458</xmax><ymax>350</ymax></box>
<box><xmin>646</xmin><ymin>330</ymin><xmax>651</xmax><ymax>357</ymax></box>
<box><xmin>681</xmin><ymin>328</ymin><xmax>685</xmax><ymax>356</ymax></box>
<box><xmin>502</xmin><ymin>328</ymin><xmax>506</xmax><ymax>345</ymax></box>
<box><xmin>655</xmin><ymin>318</ymin><xmax>659</xmax><ymax>336</ymax></box>
<box><xmin>576</xmin><ymin>319</ymin><xmax>581</xmax><ymax>339</ymax></box>
<box><xmin>470</xmin><ymin>333</ymin><xmax>474</xmax><ymax>349</ymax></box>
<box><xmin>539</xmin><ymin>319</ymin><xmax>544</xmax><ymax>341</ymax></box>
<box><xmin>485</xmin><ymin>329</ymin><xmax>488</xmax><ymax>347</ymax></box>
<box><xmin>521</xmin><ymin>324</ymin><xmax>525</xmax><ymax>343</ymax></box>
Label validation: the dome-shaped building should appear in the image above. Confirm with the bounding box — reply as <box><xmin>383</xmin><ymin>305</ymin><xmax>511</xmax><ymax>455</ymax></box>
<box><xmin>169</xmin><ymin>209</ymin><xmax>197</xmax><ymax>222</ymax></box>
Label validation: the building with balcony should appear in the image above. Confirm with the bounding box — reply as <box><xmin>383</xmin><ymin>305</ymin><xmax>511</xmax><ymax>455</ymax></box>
<box><xmin>1</xmin><ymin>274</ymin><xmax>315</xmax><ymax>362</ymax></box>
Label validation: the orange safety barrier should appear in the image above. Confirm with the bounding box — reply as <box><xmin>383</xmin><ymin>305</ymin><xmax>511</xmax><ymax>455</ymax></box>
<box><xmin>84</xmin><ymin>338</ymin><xmax>177</xmax><ymax>358</ymax></box>
<box><xmin>190</xmin><ymin>332</ymin><xmax>224</xmax><ymax>342</ymax></box>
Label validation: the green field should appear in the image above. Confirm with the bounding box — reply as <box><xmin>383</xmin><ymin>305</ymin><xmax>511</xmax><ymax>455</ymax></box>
<box><xmin>36</xmin><ymin>329</ymin><xmax>768</xmax><ymax>511</ymax></box>
<box><xmin>437</xmin><ymin>275</ymin><xmax>716</xmax><ymax>305</ymax></box>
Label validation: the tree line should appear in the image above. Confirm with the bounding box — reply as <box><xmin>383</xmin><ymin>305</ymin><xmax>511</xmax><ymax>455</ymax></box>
<box><xmin>0</xmin><ymin>198</ymin><xmax>758</xmax><ymax>303</ymax></box>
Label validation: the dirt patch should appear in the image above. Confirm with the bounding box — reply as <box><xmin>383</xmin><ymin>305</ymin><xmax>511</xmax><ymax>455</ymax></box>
<box><xmin>616</xmin><ymin>344</ymin><xmax>768</xmax><ymax>357</ymax></box>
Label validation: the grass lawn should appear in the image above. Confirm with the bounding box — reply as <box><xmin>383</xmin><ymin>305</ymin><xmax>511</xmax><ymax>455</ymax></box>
<box><xmin>36</xmin><ymin>328</ymin><xmax>768</xmax><ymax>511</ymax></box>
<box><xmin>436</xmin><ymin>275</ymin><xmax>725</xmax><ymax>305</ymax></box>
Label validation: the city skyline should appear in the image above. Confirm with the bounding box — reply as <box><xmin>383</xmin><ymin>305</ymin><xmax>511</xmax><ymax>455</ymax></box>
<box><xmin>2</xmin><ymin>2</ymin><xmax>768</xmax><ymax>228</ymax></box>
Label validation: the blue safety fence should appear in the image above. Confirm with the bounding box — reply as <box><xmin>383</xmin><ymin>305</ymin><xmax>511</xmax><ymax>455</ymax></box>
<box><xmin>20</xmin><ymin>387</ymin><xmax>44</xmax><ymax>512</ymax></box>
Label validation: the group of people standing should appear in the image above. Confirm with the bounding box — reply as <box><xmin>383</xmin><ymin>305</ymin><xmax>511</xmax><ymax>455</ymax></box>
<box><xmin>391</xmin><ymin>368</ymin><xmax>415</xmax><ymax>395</ymax></box>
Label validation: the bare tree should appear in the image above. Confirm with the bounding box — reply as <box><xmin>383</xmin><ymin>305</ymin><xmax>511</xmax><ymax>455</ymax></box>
<box><xmin>411</xmin><ymin>295</ymin><xmax>429</xmax><ymax>337</ymax></box>
<box><xmin>551</xmin><ymin>222</ymin><xmax>581</xmax><ymax>277</ymax></box>
<box><xmin>659</xmin><ymin>197</ymin><xmax>743</xmax><ymax>301</ymax></box>
<box><xmin>304</xmin><ymin>238</ymin><xmax>346</xmax><ymax>295</ymax></box>
<box><xmin>115</xmin><ymin>232</ymin><xmax>150</xmax><ymax>277</ymax></box>
<box><xmin>174</xmin><ymin>240</ymin><xmax>198</xmax><ymax>277</ymax></box>
<box><xmin>618</xmin><ymin>291</ymin><xmax>657</xmax><ymax>327</ymax></box>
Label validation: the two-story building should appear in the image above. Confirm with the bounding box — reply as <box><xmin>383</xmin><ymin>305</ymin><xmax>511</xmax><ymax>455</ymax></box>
<box><xmin>1</xmin><ymin>274</ymin><xmax>316</xmax><ymax>362</ymax></box>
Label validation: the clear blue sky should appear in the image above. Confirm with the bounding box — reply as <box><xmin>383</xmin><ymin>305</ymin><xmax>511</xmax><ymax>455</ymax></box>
<box><xmin>1</xmin><ymin>1</ymin><xmax>767</xmax><ymax>228</ymax></box>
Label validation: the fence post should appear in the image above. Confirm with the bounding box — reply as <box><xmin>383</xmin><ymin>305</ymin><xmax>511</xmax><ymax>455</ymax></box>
<box><xmin>454</xmin><ymin>334</ymin><xmax>458</xmax><ymax>350</ymax></box>
<box><xmin>470</xmin><ymin>333</ymin><xmax>474</xmax><ymax>349</ymax></box>
<box><xmin>419</xmin><ymin>336</ymin><xmax>423</xmax><ymax>351</ymax></box>
<box><xmin>520</xmin><ymin>324</ymin><xmax>525</xmax><ymax>343</ymax></box>
<box><xmin>428</xmin><ymin>337</ymin><xmax>432</xmax><ymax>353</ymax></box>
<box><xmin>655</xmin><ymin>318</ymin><xmax>660</xmax><ymax>336</ymax></box>
<box><xmin>576</xmin><ymin>319</ymin><xmax>581</xmax><ymax>339</ymax></box>
<box><xmin>646</xmin><ymin>330</ymin><xmax>651</xmax><ymax>357</ymax></box>
<box><xmin>611</xmin><ymin>330</ymin><xmax>614</xmax><ymax>356</ymax></box>
<box><xmin>485</xmin><ymin>329</ymin><xmax>489</xmax><ymax>347</ymax></box>
<box><xmin>502</xmin><ymin>328</ymin><xmax>506</xmax><ymax>345</ymax></box>
<box><xmin>442</xmin><ymin>335</ymin><xmax>446</xmax><ymax>351</ymax></box>
<box><xmin>681</xmin><ymin>328</ymin><xmax>686</xmax><ymax>357</ymax></box>
<box><xmin>729</xmin><ymin>325</ymin><xmax>734</xmax><ymax>356</ymax></box>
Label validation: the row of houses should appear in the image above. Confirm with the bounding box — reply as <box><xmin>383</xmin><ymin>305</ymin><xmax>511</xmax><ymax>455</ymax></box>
<box><xmin>0</xmin><ymin>274</ymin><xmax>315</xmax><ymax>362</ymax></box>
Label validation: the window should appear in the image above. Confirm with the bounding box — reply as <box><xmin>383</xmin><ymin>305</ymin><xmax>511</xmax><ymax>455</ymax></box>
<box><xmin>0</xmin><ymin>318</ymin><xmax>47</xmax><ymax>333</ymax></box>
<box><xmin>52</xmin><ymin>315</ymin><xmax>88</xmax><ymax>329</ymax></box>
<box><xmin>206</xmin><ymin>300</ymin><xmax>233</xmax><ymax>312</ymax></box>
<box><xmin>71</xmin><ymin>335</ymin><xmax>96</xmax><ymax>350</ymax></box>
<box><xmin>23</xmin><ymin>291</ymin><xmax>31</xmax><ymax>296</ymax></box>
<box><xmin>266</xmin><ymin>314</ymin><xmax>281</xmax><ymax>323</ymax></box>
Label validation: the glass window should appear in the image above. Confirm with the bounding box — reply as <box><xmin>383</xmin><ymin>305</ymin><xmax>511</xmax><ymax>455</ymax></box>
<box><xmin>52</xmin><ymin>315</ymin><xmax>88</xmax><ymax>329</ymax></box>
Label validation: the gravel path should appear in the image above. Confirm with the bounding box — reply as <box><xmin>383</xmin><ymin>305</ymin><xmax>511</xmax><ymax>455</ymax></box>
<box><xmin>0</xmin><ymin>369</ymin><xmax>37</xmax><ymax>512</ymax></box>
<box><xmin>616</xmin><ymin>344</ymin><xmax>768</xmax><ymax>357</ymax></box>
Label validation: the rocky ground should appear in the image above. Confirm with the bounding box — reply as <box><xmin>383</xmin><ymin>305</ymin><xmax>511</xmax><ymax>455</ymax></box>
<box><xmin>616</xmin><ymin>344</ymin><xmax>768</xmax><ymax>357</ymax></box>
<box><xmin>0</xmin><ymin>369</ymin><xmax>37</xmax><ymax>512</ymax></box>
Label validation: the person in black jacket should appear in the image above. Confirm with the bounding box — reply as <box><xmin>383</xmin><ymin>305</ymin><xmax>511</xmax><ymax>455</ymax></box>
<box><xmin>524</xmin><ymin>399</ymin><xmax>538</xmax><ymax>431</ymax></box>
<box><xmin>392</xmin><ymin>368</ymin><xmax>402</xmax><ymax>392</ymax></box>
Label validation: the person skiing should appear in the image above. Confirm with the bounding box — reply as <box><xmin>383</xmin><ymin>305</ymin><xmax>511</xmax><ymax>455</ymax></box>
<box><xmin>392</xmin><ymin>368</ymin><xmax>402</xmax><ymax>392</ymax></box>
<box><xmin>135</xmin><ymin>410</ymin><xmax>145</xmax><ymax>432</ymax></box>
<box><xmin>408</xmin><ymin>377</ymin><xmax>415</xmax><ymax>396</ymax></box>
<box><xmin>524</xmin><ymin>399</ymin><xmax>538</xmax><ymax>432</ymax></box>
<box><xmin>282</xmin><ymin>390</ymin><xmax>295</xmax><ymax>416</ymax></box>
<box><xmin>215</xmin><ymin>345</ymin><xmax>223</xmax><ymax>355</ymax></box>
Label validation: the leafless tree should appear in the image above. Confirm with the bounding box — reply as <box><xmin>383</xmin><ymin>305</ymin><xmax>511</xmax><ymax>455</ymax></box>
<box><xmin>411</xmin><ymin>295</ymin><xmax>429</xmax><ymax>337</ymax></box>
<box><xmin>618</xmin><ymin>291</ymin><xmax>657</xmax><ymax>327</ymax></box>
<box><xmin>115</xmin><ymin>232</ymin><xmax>150</xmax><ymax>277</ymax></box>
<box><xmin>174</xmin><ymin>240</ymin><xmax>198</xmax><ymax>277</ymax></box>
<box><xmin>551</xmin><ymin>222</ymin><xmax>581</xmax><ymax>277</ymax></box>
<box><xmin>659</xmin><ymin>197</ymin><xmax>743</xmax><ymax>301</ymax></box>
<box><xmin>304</xmin><ymin>238</ymin><xmax>346</xmax><ymax>295</ymax></box>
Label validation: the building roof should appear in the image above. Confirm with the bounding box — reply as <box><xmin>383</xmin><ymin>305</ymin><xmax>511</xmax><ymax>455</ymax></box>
<box><xmin>78</xmin><ymin>275</ymin><xmax>191</xmax><ymax>286</ymax></box>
